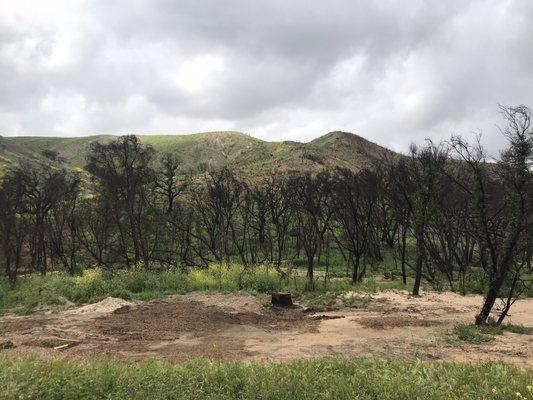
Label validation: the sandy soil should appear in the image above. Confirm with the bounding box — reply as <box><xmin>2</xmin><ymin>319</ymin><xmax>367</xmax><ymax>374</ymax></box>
<box><xmin>0</xmin><ymin>291</ymin><xmax>532</xmax><ymax>367</ymax></box>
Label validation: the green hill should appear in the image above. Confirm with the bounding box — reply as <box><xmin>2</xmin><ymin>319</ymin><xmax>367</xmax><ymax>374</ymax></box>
<box><xmin>0</xmin><ymin>131</ymin><xmax>395</xmax><ymax>176</ymax></box>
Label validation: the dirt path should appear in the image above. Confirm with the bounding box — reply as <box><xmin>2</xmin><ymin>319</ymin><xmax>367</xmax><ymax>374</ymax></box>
<box><xmin>1</xmin><ymin>291</ymin><xmax>532</xmax><ymax>367</ymax></box>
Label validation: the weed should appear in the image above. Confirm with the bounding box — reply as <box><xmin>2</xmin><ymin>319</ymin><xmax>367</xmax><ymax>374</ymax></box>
<box><xmin>502</xmin><ymin>324</ymin><xmax>533</xmax><ymax>335</ymax></box>
<box><xmin>453</xmin><ymin>324</ymin><xmax>497</xmax><ymax>344</ymax></box>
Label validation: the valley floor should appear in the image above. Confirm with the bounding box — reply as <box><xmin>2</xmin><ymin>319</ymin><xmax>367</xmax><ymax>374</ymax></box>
<box><xmin>1</xmin><ymin>290</ymin><xmax>532</xmax><ymax>368</ymax></box>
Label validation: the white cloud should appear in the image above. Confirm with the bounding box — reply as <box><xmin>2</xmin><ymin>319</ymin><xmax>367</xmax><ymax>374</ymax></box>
<box><xmin>0</xmin><ymin>0</ymin><xmax>531</xmax><ymax>155</ymax></box>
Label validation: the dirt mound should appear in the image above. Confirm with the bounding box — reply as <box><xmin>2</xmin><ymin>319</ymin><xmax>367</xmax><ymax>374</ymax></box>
<box><xmin>65</xmin><ymin>297</ymin><xmax>133</xmax><ymax>318</ymax></box>
<box><xmin>91</xmin><ymin>300</ymin><xmax>313</xmax><ymax>342</ymax></box>
<box><xmin>68</xmin><ymin>298</ymin><xmax>316</xmax><ymax>361</ymax></box>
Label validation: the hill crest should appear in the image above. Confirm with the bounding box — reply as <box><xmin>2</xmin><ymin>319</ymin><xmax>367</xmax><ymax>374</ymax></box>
<box><xmin>0</xmin><ymin>131</ymin><xmax>394</xmax><ymax>175</ymax></box>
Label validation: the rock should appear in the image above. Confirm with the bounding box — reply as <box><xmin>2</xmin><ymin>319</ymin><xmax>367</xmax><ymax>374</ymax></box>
<box><xmin>271</xmin><ymin>292</ymin><xmax>293</xmax><ymax>307</ymax></box>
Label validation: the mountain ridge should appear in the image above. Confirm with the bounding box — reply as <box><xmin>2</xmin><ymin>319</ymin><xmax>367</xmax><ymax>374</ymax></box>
<box><xmin>0</xmin><ymin>131</ymin><xmax>395</xmax><ymax>176</ymax></box>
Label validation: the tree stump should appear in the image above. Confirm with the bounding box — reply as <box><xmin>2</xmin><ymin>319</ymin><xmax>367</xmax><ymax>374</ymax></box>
<box><xmin>271</xmin><ymin>291</ymin><xmax>293</xmax><ymax>307</ymax></box>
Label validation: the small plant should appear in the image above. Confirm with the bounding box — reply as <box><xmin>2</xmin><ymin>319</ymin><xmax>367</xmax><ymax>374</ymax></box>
<box><xmin>453</xmin><ymin>322</ymin><xmax>533</xmax><ymax>344</ymax></box>
<box><xmin>304</xmin><ymin>291</ymin><xmax>340</xmax><ymax>311</ymax></box>
<box><xmin>501</xmin><ymin>324</ymin><xmax>533</xmax><ymax>335</ymax></box>
<box><xmin>453</xmin><ymin>323</ymin><xmax>498</xmax><ymax>344</ymax></box>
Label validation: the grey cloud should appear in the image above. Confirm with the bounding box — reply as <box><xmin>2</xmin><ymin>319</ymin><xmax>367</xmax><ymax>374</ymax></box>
<box><xmin>0</xmin><ymin>0</ymin><xmax>532</xmax><ymax>154</ymax></box>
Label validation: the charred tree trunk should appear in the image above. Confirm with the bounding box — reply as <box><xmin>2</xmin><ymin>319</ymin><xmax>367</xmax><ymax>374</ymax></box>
<box><xmin>306</xmin><ymin>254</ymin><xmax>314</xmax><ymax>290</ymax></box>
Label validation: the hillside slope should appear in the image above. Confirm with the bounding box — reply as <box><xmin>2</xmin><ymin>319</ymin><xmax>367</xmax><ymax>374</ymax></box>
<box><xmin>0</xmin><ymin>131</ymin><xmax>395</xmax><ymax>175</ymax></box>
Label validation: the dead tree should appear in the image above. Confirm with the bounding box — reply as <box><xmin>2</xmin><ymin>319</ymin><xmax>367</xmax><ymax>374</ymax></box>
<box><xmin>292</xmin><ymin>171</ymin><xmax>333</xmax><ymax>290</ymax></box>
<box><xmin>330</xmin><ymin>168</ymin><xmax>379</xmax><ymax>283</ymax></box>
<box><xmin>449</xmin><ymin>105</ymin><xmax>532</xmax><ymax>325</ymax></box>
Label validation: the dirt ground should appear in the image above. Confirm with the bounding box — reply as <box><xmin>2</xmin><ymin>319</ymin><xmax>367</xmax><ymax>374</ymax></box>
<box><xmin>1</xmin><ymin>290</ymin><xmax>532</xmax><ymax>367</ymax></box>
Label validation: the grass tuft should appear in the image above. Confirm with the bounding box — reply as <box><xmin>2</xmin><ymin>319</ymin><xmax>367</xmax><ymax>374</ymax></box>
<box><xmin>453</xmin><ymin>324</ymin><xmax>498</xmax><ymax>344</ymax></box>
<box><xmin>503</xmin><ymin>324</ymin><xmax>533</xmax><ymax>335</ymax></box>
<box><xmin>453</xmin><ymin>322</ymin><xmax>533</xmax><ymax>344</ymax></box>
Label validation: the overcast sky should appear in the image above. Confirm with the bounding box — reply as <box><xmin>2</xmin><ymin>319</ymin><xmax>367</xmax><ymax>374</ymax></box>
<box><xmin>0</xmin><ymin>0</ymin><xmax>531</xmax><ymax>154</ymax></box>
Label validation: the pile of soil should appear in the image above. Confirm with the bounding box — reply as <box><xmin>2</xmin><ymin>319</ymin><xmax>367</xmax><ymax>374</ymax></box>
<box><xmin>91</xmin><ymin>299</ymin><xmax>314</xmax><ymax>342</ymax></box>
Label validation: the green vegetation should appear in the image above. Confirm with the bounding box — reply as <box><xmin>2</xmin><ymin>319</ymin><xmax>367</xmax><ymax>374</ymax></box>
<box><xmin>0</xmin><ymin>264</ymin><xmax>275</xmax><ymax>314</ymax></box>
<box><xmin>9</xmin><ymin>251</ymin><xmax>526</xmax><ymax>316</ymax></box>
<box><xmin>0</xmin><ymin>356</ymin><xmax>530</xmax><ymax>400</ymax></box>
<box><xmin>453</xmin><ymin>323</ymin><xmax>499</xmax><ymax>344</ymax></box>
<box><xmin>504</xmin><ymin>324</ymin><xmax>533</xmax><ymax>335</ymax></box>
<box><xmin>0</xmin><ymin>265</ymin><xmax>298</xmax><ymax>314</ymax></box>
<box><xmin>453</xmin><ymin>323</ymin><xmax>533</xmax><ymax>344</ymax></box>
<box><xmin>0</xmin><ymin>263</ymin><xmax>415</xmax><ymax>315</ymax></box>
<box><xmin>0</xmin><ymin>131</ymin><xmax>385</xmax><ymax>177</ymax></box>
<box><xmin>304</xmin><ymin>291</ymin><xmax>373</xmax><ymax>311</ymax></box>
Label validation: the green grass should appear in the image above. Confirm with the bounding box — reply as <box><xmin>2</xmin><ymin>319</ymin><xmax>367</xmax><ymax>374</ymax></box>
<box><xmin>504</xmin><ymin>324</ymin><xmax>533</xmax><ymax>335</ymax></box>
<box><xmin>303</xmin><ymin>291</ymin><xmax>341</xmax><ymax>310</ymax></box>
<box><xmin>0</xmin><ymin>357</ymin><xmax>531</xmax><ymax>400</ymax></box>
<box><xmin>0</xmin><ymin>263</ymin><xmax>417</xmax><ymax>315</ymax></box>
<box><xmin>453</xmin><ymin>324</ymin><xmax>499</xmax><ymax>344</ymax></box>
<box><xmin>453</xmin><ymin>323</ymin><xmax>533</xmax><ymax>344</ymax></box>
<box><xmin>0</xmin><ymin>264</ymin><xmax>282</xmax><ymax>315</ymax></box>
<box><xmin>0</xmin><ymin>261</ymin><xmax>520</xmax><ymax>316</ymax></box>
<box><xmin>302</xmin><ymin>289</ymin><xmax>373</xmax><ymax>311</ymax></box>
<box><xmin>0</xmin><ymin>131</ymin><xmax>390</xmax><ymax>180</ymax></box>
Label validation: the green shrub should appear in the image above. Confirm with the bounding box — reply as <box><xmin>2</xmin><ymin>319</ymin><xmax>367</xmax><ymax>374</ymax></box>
<box><xmin>453</xmin><ymin>323</ymin><xmax>501</xmax><ymax>344</ymax></box>
<box><xmin>239</xmin><ymin>266</ymin><xmax>279</xmax><ymax>292</ymax></box>
<box><xmin>109</xmin><ymin>288</ymin><xmax>133</xmax><ymax>301</ymax></box>
<box><xmin>305</xmin><ymin>291</ymin><xmax>340</xmax><ymax>310</ymax></box>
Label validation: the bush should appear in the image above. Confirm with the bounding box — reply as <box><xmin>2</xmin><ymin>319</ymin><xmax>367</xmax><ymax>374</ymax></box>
<box><xmin>305</xmin><ymin>291</ymin><xmax>340</xmax><ymax>311</ymax></box>
<box><xmin>239</xmin><ymin>265</ymin><xmax>279</xmax><ymax>292</ymax></box>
